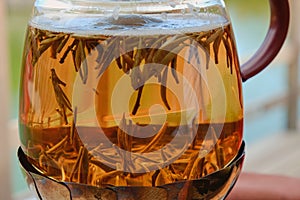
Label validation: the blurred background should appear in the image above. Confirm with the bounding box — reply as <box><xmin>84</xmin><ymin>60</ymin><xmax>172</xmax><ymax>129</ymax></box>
<box><xmin>0</xmin><ymin>0</ymin><xmax>299</xmax><ymax>199</ymax></box>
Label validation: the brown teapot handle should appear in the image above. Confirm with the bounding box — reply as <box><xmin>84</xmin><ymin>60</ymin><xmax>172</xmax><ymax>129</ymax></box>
<box><xmin>240</xmin><ymin>0</ymin><xmax>290</xmax><ymax>82</ymax></box>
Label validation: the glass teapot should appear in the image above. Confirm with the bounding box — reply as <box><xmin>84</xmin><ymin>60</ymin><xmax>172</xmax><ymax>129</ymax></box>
<box><xmin>18</xmin><ymin>0</ymin><xmax>289</xmax><ymax>199</ymax></box>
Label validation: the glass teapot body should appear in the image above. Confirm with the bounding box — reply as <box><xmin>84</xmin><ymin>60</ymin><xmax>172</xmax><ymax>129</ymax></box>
<box><xmin>18</xmin><ymin>0</ymin><xmax>289</xmax><ymax>198</ymax></box>
<box><xmin>20</xmin><ymin>0</ymin><xmax>242</xmax><ymax>188</ymax></box>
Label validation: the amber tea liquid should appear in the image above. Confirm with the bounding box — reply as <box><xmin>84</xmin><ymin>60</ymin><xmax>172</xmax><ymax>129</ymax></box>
<box><xmin>19</xmin><ymin>14</ymin><xmax>243</xmax><ymax>188</ymax></box>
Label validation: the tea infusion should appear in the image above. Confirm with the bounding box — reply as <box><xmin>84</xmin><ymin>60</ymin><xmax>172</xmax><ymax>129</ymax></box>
<box><xmin>19</xmin><ymin>14</ymin><xmax>243</xmax><ymax>188</ymax></box>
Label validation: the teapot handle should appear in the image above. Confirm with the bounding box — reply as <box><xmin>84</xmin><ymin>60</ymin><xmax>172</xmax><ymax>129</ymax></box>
<box><xmin>240</xmin><ymin>0</ymin><xmax>290</xmax><ymax>82</ymax></box>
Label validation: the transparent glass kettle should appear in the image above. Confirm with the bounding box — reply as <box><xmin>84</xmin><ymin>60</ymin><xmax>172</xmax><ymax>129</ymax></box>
<box><xmin>18</xmin><ymin>0</ymin><xmax>289</xmax><ymax>199</ymax></box>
